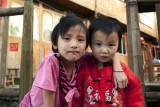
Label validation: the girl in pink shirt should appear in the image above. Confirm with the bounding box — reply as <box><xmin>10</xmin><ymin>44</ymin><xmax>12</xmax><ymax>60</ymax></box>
<box><xmin>19</xmin><ymin>13</ymin><xmax>127</xmax><ymax>107</ymax></box>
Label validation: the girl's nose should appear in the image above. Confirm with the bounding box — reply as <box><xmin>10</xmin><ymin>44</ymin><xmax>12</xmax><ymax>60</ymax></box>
<box><xmin>71</xmin><ymin>40</ymin><xmax>78</xmax><ymax>49</ymax></box>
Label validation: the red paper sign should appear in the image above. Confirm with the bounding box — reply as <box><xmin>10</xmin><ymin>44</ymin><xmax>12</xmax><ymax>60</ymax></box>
<box><xmin>10</xmin><ymin>43</ymin><xmax>18</xmax><ymax>51</ymax></box>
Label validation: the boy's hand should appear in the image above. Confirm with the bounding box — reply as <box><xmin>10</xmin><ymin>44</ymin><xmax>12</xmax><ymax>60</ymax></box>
<box><xmin>113</xmin><ymin>53</ymin><xmax>128</xmax><ymax>88</ymax></box>
<box><xmin>113</xmin><ymin>72</ymin><xmax>128</xmax><ymax>88</ymax></box>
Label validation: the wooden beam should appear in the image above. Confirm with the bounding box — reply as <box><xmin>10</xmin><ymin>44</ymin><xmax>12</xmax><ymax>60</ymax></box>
<box><xmin>126</xmin><ymin>0</ymin><xmax>146</xmax><ymax>106</ymax></box>
<box><xmin>138</xmin><ymin>4</ymin><xmax>155</xmax><ymax>13</ymax></box>
<box><xmin>138</xmin><ymin>0</ymin><xmax>160</xmax><ymax>2</ymax></box>
<box><xmin>156</xmin><ymin>3</ymin><xmax>160</xmax><ymax>46</ymax></box>
<box><xmin>0</xmin><ymin>87</ymin><xmax>19</xmax><ymax>98</ymax></box>
<box><xmin>0</xmin><ymin>7</ymin><xmax>24</xmax><ymax>17</ymax></box>
<box><xmin>146</xmin><ymin>92</ymin><xmax>160</xmax><ymax>101</ymax></box>
<box><xmin>19</xmin><ymin>0</ymin><xmax>33</xmax><ymax>102</ymax></box>
<box><xmin>0</xmin><ymin>17</ymin><xmax>9</xmax><ymax>88</ymax></box>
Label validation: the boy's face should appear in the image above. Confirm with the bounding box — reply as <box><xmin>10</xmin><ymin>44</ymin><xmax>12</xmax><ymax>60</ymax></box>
<box><xmin>91</xmin><ymin>31</ymin><xmax>119</xmax><ymax>66</ymax></box>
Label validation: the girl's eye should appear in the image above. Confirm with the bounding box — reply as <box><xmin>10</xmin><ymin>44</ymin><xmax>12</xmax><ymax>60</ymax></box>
<box><xmin>64</xmin><ymin>37</ymin><xmax>70</xmax><ymax>40</ymax></box>
<box><xmin>95</xmin><ymin>43</ymin><xmax>101</xmax><ymax>46</ymax></box>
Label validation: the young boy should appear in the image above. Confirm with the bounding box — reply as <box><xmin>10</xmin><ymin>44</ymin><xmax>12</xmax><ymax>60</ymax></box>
<box><xmin>72</xmin><ymin>17</ymin><xmax>144</xmax><ymax>107</ymax></box>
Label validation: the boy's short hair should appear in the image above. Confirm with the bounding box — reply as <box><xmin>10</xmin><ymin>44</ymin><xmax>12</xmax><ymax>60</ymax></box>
<box><xmin>51</xmin><ymin>13</ymin><xmax>89</xmax><ymax>52</ymax></box>
<box><xmin>89</xmin><ymin>16</ymin><xmax>122</xmax><ymax>52</ymax></box>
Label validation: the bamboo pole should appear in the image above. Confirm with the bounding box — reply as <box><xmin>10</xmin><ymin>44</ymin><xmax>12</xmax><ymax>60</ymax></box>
<box><xmin>156</xmin><ymin>3</ymin><xmax>160</xmax><ymax>46</ymax></box>
<box><xmin>19</xmin><ymin>0</ymin><xmax>33</xmax><ymax>102</ymax></box>
<box><xmin>0</xmin><ymin>17</ymin><xmax>9</xmax><ymax>88</ymax></box>
<box><xmin>126</xmin><ymin>0</ymin><xmax>146</xmax><ymax>106</ymax></box>
<box><xmin>0</xmin><ymin>7</ymin><xmax>24</xmax><ymax>16</ymax></box>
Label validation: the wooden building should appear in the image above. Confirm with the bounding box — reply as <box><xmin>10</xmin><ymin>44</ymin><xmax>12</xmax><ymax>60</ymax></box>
<box><xmin>0</xmin><ymin>0</ymin><xmax>158</xmax><ymax>79</ymax></box>
<box><xmin>0</xmin><ymin>0</ymin><xmax>160</xmax><ymax>105</ymax></box>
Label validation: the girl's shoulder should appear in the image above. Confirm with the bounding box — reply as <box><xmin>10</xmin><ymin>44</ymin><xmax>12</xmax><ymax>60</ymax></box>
<box><xmin>82</xmin><ymin>51</ymin><xmax>93</xmax><ymax>61</ymax></box>
<box><xmin>39</xmin><ymin>52</ymin><xmax>61</xmax><ymax>68</ymax></box>
<box><xmin>43</xmin><ymin>52</ymin><xmax>60</xmax><ymax>62</ymax></box>
<box><xmin>78</xmin><ymin>51</ymin><xmax>94</xmax><ymax>65</ymax></box>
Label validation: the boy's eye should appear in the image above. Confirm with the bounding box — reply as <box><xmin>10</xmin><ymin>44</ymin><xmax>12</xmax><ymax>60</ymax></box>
<box><xmin>109</xmin><ymin>44</ymin><xmax>115</xmax><ymax>46</ymax></box>
<box><xmin>78</xmin><ymin>39</ymin><xmax>84</xmax><ymax>42</ymax></box>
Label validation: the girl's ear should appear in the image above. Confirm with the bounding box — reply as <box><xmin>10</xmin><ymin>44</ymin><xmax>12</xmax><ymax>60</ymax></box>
<box><xmin>52</xmin><ymin>44</ymin><xmax>58</xmax><ymax>50</ymax></box>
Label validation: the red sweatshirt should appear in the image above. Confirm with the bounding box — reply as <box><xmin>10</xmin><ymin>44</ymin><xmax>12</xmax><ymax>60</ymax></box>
<box><xmin>72</xmin><ymin>56</ymin><xmax>144</xmax><ymax>107</ymax></box>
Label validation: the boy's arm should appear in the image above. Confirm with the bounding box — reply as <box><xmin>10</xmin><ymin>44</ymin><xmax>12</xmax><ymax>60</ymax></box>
<box><xmin>71</xmin><ymin>65</ymin><xmax>84</xmax><ymax>107</ymax></box>
<box><xmin>123</xmin><ymin>64</ymin><xmax>144</xmax><ymax>107</ymax></box>
<box><xmin>112</xmin><ymin>53</ymin><xmax>128</xmax><ymax>88</ymax></box>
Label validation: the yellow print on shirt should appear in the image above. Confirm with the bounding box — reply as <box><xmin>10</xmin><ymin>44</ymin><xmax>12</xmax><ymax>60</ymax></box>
<box><xmin>112</xmin><ymin>88</ymin><xmax>123</xmax><ymax>107</ymax></box>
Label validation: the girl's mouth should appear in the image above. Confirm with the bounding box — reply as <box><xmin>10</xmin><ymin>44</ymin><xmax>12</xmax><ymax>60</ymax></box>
<box><xmin>69</xmin><ymin>51</ymin><xmax>79</xmax><ymax>54</ymax></box>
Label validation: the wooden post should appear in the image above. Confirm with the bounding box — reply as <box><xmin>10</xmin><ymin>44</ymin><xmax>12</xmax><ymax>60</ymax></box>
<box><xmin>0</xmin><ymin>17</ymin><xmax>9</xmax><ymax>88</ymax></box>
<box><xmin>0</xmin><ymin>7</ymin><xmax>24</xmax><ymax>16</ymax></box>
<box><xmin>95</xmin><ymin>0</ymin><xmax>98</xmax><ymax>18</ymax></box>
<box><xmin>126</xmin><ymin>0</ymin><xmax>146</xmax><ymax>106</ymax></box>
<box><xmin>39</xmin><ymin>2</ymin><xmax>43</xmax><ymax>62</ymax></box>
<box><xmin>19</xmin><ymin>0</ymin><xmax>33</xmax><ymax>102</ymax></box>
<box><xmin>156</xmin><ymin>3</ymin><xmax>160</xmax><ymax>46</ymax></box>
<box><xmin>145</xmin><ymin>44</ymin><xmax>154</xmax><ymax>82</ymax></box>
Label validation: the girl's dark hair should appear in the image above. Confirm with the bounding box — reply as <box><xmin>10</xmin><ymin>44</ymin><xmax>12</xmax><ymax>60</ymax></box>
<box><xmin>51</xmin><ymin>13</ymin><xmax>89</xmax><ymax>52</ymax></box>
<box><xmin>89</xmin><ymin>16</ymin><xmax>122</xmax><ymax>52</ymax></box>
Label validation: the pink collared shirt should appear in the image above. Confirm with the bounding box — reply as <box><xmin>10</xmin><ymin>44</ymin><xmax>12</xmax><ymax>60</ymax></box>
<box><xmin>19</xmin><ymin>52</ymin><xmax>80</xmax><ymax>107</ymax></box>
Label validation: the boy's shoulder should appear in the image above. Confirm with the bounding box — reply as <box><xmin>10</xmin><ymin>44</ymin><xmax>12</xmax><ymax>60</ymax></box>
<box><xmin>119</xmin><ymin>62</ymin><xmax>134</xmax><ymax>76</ymax></box>
<box><xmin>120</xmin><ymin>62</ymin><xmax>140</xmax><ymax>84</ymax></box>
<box><xmin>120</xmin><ymin>62</ymin><xmax>129</xmax><ymax>70</ymax></box>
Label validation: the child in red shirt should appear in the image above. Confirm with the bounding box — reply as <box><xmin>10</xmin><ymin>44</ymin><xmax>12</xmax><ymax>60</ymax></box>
<box><xmin>72</xmin><ymin>17</ymin><xmax>144</xmax><ymax>107</ymax></box>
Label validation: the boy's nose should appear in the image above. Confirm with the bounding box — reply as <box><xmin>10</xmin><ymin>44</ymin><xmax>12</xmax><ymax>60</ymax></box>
<box><xmin>101</xmin><ymin>47</ymin><xmax>109</xmax><ymax>54</ymax></box>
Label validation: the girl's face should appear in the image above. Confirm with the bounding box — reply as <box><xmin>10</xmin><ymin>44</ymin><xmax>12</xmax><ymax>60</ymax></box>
<box><xmin>91</xmin><ymin>31</ymin><xmax>119</xmax><ymax>67</ymax></box>
<box><xmin>53</xmin><ymin>25</ymin><xmax>86</xmax><ymax>63</ymax></box>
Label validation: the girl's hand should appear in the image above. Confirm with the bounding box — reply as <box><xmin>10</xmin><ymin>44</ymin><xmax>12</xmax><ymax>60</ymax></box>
<box><xmin>113</xmin><ymin>53</ymin><xmax>128</xmax><ymax>89</ymax></box>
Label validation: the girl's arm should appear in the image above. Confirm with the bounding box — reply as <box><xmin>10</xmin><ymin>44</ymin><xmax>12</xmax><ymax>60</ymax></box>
<box><xmin>43</xmin><ymin>89</ymin><xmax>56</xmax><ymax>107</ymax></box>
<box><xmin>113</xmin><ymin>53</ymin><xmax>128</xmax><ymax>88</ymax></box>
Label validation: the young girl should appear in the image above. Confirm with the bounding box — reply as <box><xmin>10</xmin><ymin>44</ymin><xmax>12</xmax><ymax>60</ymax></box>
<box><xmin>19</xmin><ymin>13</ymin><xmax>127</xmax><ymax>107</ymax></box>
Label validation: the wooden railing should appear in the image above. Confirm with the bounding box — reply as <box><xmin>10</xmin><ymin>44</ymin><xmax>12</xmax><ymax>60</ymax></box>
<box><xmin>153</xmin><ymin>63</ymin><xmax>160</xmax><ymax>80</ymax></box>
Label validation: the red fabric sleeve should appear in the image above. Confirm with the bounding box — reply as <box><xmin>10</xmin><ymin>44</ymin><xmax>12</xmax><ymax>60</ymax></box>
<box><xmin>71</xmin><ymin>64</ymin><xmax>85</xmax><ymax>107</ymax></box>
<box><xmin>121</xmin><ymin>63</ymin><xmax>144</xmax><ymax>107</ymax></box>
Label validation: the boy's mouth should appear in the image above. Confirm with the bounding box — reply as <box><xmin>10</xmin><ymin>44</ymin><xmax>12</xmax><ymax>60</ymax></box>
<box><xmin>101</xmin><ymin>56</ymin><xmax>108</xmax><ymax>59</ymax></box>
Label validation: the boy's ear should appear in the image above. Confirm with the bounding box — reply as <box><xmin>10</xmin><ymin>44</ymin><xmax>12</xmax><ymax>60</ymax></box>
<box><xmin>52</xmin><ymin>44</ymin><xmax>58</xmax><ymax>50</ymax></box>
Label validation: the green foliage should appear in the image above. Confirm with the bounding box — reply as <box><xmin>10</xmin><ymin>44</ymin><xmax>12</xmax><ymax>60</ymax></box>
<box><xmin>10</xmin><ymin>24</ymin><xmax>19</xmax><ymax>36</ymax></box>
<box><xmin>9</xmin><ymin>102</ymin><xmax>18</xmax><ymax>107</ymax></box>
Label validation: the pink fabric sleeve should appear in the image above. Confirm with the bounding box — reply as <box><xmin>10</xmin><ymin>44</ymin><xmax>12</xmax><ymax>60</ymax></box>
<box><xmin>33</xmin><ymin>57</ymin><xmax>58</xmax><ymax>92</ymax></box>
